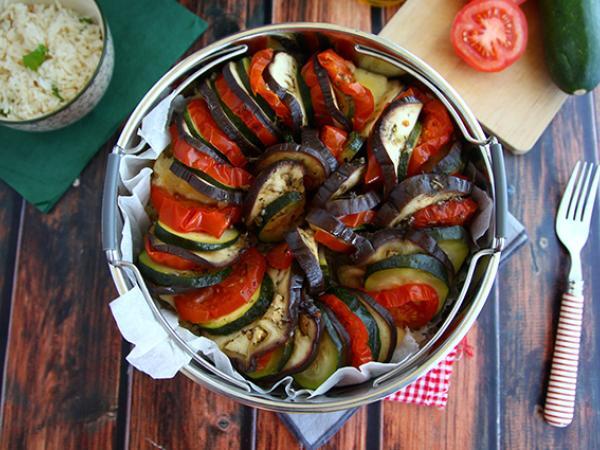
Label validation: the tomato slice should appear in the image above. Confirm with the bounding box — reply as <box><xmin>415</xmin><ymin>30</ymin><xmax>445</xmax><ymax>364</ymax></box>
<box><xmin>150</xmin><ymin>185</ymin><xmax>241</xmax><ymax>238</ymax></box>
<box><xmin>316</xmin><ymin>50</ymin><xmax>375</xmax><ymax>131</ymax></box>
<box><xmin>174</xmin><ymin>248</ymin><xmax>266</xmax><ymax>324</ymax></box>
<box><xmin>249</xmin><ymin>49</ymin><xmax>293</xmax><ymax>127</ymax></box>
<box><xmin>186</xmin><ymin>98</ymin><xmax>246</xmax><ymax>167</ymax></box>
<box><xmin>144</xmin><ymin>235</ymin><xmax>199</xmax><ymax>271</ymax></box>
<box><xmin>320</xmin><ymin>125</ymin><xmax>348</xmax><ymax>161</ymax></box>
<box><xmin>412</xmin><ymin>197</ymin><xmax>478</xmax><ymax>228</ymax></box>
<box><xmin>364</xmin><ymin>142</ymin><xmax>383</xmax><ymax>186</ymax></box>
<box><xmin>339</xmin><ymin>210</ymin><xmax>375</xmax><ymax>228</ymax></box>
<box><xmin>451</xmin><ymin>0</ymin><xmax>528</xmax><ymax>73</ymax></box>
<box><xmin>301</xmin><ymin>58</ymin><xmax>331</xmax><ymax>127</ymax></box>
<box><xmin>266</xmin><ymin>242</ymin><xmax>294</xmax><ymax>270</ymax></box>
<box><xmin>407</xmin><ymin>96</ymin><xmax>454</xmax><ymax>176</ymax></box>
<box><xmin>320</xmin><ymin>294</ymin><xmax>373</xmax><ymax>366</ymax></box>
<box><xmin>171</xmin><ymin>125</ymin><xmax>253</xmax><ymax>189</ymax></box>
<box><xmin>368</xmin><ymin>284</ymin><xmax>439</xmax><ymax>328</ymax></box>
<box><xmin>314</xmin><ymin>229</ymin><xmax>353</xmax><ymax>253</ymax></box>
<box><xmin>214</xmin><ymin>74</ymin><xmax>279</xmax><ymax>147</ymax></box>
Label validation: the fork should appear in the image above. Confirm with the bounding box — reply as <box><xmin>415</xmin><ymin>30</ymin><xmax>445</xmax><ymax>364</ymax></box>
<box><xmin>543</xmin><ymin>161</ymin><xmax>600</xmax><ymax>427</ymax></box>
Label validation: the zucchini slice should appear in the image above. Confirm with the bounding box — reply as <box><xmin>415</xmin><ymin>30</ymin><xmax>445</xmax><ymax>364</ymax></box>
<box><xmin>338</xmin><ymin>131</ymin><xmax>364</xmax><ymax>162</ymax></box>
<box><xmin>178</xmin><ymin>109</ymin><xmax>229</xmax><ymax>164</ymax></box>
<box><xmin>327</xmin><ymin>287</ymin><xmax>380</xmax><ymax>360</ymax></box>
<box><xmin>370</xmin><ymin>95</ymin><xmax>423</xmax><ymax>196</ymax></box>
<box><xmin>147</xmin><ymin>233</ymin><xmax>247</xmax><ymax>269</ymax></box>
<box><xmin>234</xmin><ymin>57</ymin><xmax>279</xmax><ymax>123</ymax></box>
<box><xmin>364</xmin><ymin>254</ymin><xmax>450</xmax><ymax>308</ymax></box>
<box><xmin>360</xmin><ymin>80</ymin><xmax>404</xmax><ymax>138</ymax></box>
<box><xmin>397</xmin><ymin>121</ymin><xmax>422</xmax><ymax>181</ymax></box>
<box><xmin>193</xmin><ymin>272</ymin><xmax>275</xmax><ymax>335</ymax></box>
<box><xmin>354</xmin><ymin>291</ymin><xmax>397</xmax><ymax>363</ymax></box>
<box><xmin>244</xmin><ymin>160</ymin><xmax>305</xmax><ymax>227</ymax></box>
<box><xmin>375</xmin><ymin>174</ymin><xmax>473</xmax><ymax>228</ymax></box>
<box><xmin>336</xmin><ymin>264</ymin><xmax>366</xmax><ymax>289</ymax></box>
<box><xmin>312</xmin><ymin>159</ymin><xmax>366</xmax><ymax>207</ymax></box>
<box><xmin>206</xmin><ymin>268</ymin><xmax>302</xmax><ymax>371</ymax></box>
<box><xmin>293</xmin><ymin>302</ymin><xmax>350</xmax><ymax>389</ymax></box>
<box><xmin>154</xmin><ymin>221</ymin><xmax>240</xmax><ymax>252</ymax></box>
<box><xmin>256</xmin><ymin>191</ymin><xmax>305</xmax><ymax>243</ymax></box>
<box><xmin>265</xmin><ymin>51</ymin><xmax>311</xmax><ymax>132</ymax></box>
<box><xmin>353</xmin><ymin>68</ymin><xmax>389</xmax><ymax>107</ymax></box>
<box><xmin>285</xmin><ymin>228</ymin><xmax>324</xmax><ymax>294</ymax></box>
<box><xmin>423</xmin><ymin>226</ymin><xmax>470</xmax><ymax>272</ymax></box>
<box><xmin>137</xmin><ymin>251</ymin><xmax>231</xmax><ymax>288</ymax></box>
<box><xmin>245</xmin><ymin>341</ymin><xmax>294</xmax><ymax>380</ymax></box>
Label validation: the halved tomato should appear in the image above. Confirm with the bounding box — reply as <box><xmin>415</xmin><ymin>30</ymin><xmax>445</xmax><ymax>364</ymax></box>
<box><xmin>451</xmin><ymin>0</ymin><xmax>528</xmax><ymax>72</ymax></box>
<box><xmin>412</xmin><ymin>197</ymin><xmax>478</xmax><ymax>228</ymax></box>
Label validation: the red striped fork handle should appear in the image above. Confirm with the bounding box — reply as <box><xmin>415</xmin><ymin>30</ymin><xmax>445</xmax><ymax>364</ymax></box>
<box><xmin>543</xmin><ymin>292</ymin><xmax>584</xmax><ymax>427</ymax></box>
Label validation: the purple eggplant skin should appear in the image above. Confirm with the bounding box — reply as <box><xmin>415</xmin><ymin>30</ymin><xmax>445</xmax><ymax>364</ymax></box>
<box><xmin>255</xmin><ymin>143</ymin><xmax>331</xmax><ymax>189</ymax></box>
<box><xmin>420</xmin><ymin>141</ymin><xmax>464</xmax><ymax>175</ymax></box>
<box><xmin>175</xmin><ymin>109</ymin><xmax>229</xmax><ymax>164</ymax></box>
<box><xmin>169</xmin><ymin>160</ymin><xmax>244</xmax><ymax>205</ymax></box>
<box><xmin>374</xmin><ymin>174</ymin><xmax>473</xmax><ymax>227</ymax></box>
<box><xmin>285</xmin><ymin>228</ymin><xmax>325</xmax><ymax>294</ymax></box>
<box><xmin>265</xmin><ymin>71</ymin><xmax>304</xmax><ymax>133</ymax></box>
<box><xmin>198</xmin><ymin>79</ymin><xmax>261</xmax><ymax>157</ymax></box>
<box><xmin>222</xmin><ymin>62</ymin><xmax>282</xmax><ymax>138</ymax></box>
<box><xmin>369</xmin><ymin>95</ymin><xmax>423</xmax><ymax>198</ymax></box>
<box><xmin>353</xmin><ymin>290</ymin><xmax>397</xmax><ymax>363</ymax></box>
<box><xmin>306</xmin><ymin>208</ymin><xmax>374</xmax><ymax>260</ymax></box>
<box><xmin>325</xmin><ymin>191</ymin><xmax>381</xmax><ymax>216</ymax></box>
<box><xmin>311</xmin><ymin>55</ymin><xmax>352</xmax><ymax>131</ymax></box>
<box><xmin>312</xmin><ymin>159</ymin><xmax>366</xmax><ymax>207</ymax></box>
<box><xmin>147</xmin><ymin>233</ymin><xmax>246</xmax><ymax>268</ymax></box>
<box><xmin>243</xmin><ymin>160</ymin><xmax>305</xmax><ymax>226</ymax></box>
<box><xmin>300</xmin><ymin>128</ymin><xmax>338</xmax><ymax>174</ymax></box>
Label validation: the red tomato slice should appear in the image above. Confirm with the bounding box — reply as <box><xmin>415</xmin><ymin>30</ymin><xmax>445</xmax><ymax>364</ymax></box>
<box><xmin>412</xmin><ymin>197</ymin><xmax>478</xmax><ymax>228</ymax></box>
<box><xmin>214</xmin><ymin>74</ymin><xmax>279</xmax><ymax>147</ymax></box>
<box><xmin>314</xmin><ymin>229</ymin><xmax>353</xmax><ymax>253</ymax></box>
<box><xmin>451</xmin><ymin>0</ymin><xmax>528</xmax><ymax>72</ymax></box>
<box><xmin>249</xmin><ymin>49</ymin><xmax>294</xmax><ymax>127</ymax></box>
<box><xmin>144</xmin><ymin>235</ymin><xmax>200</xmax><ymax>271</ymax></box>
<box><xmin>174</xmin><ymin>248</ymin><xmax>266</xmax><ymax>324</ymax></box>
<box><xmin>407</xmin><ymin>96</ymin><xmax>454</xmax><ymax>176</ymax></box>
<box><xmin>186</xmin><ymin>98</ymin><xmax>246</xmax><ymax>167</ymax></box>
<box><xmin>150</xmin><ymin>185</ymin><xmax>241</xmax><ymax>238</ymax></box>
<box><xmin>339</xmin><ymin>210</ymin><xmax>375</xmax><ymax>228</ymax></box>
<box><xmin>368</xmin><ymin>284</ymin><xmax>439</xmax><ymax>328</ymax></box>
<box><xmin>171</xmin><ymin>125</ymin><xmax>253</xmax><ymax>189</ymax></box>
<box><xmin>320</xmin><ymin>125</ymin><xmax>348</xmax><ymax>161</ymax></box>
<box><xmin>364</xmin><ymin>142</ymin><xmax>383</xmax><ymax>186</ymax></box>
<box><xmin>301</xmin><ymin>58</ymin><xmax>331</xmax><ymax>127</ymax></box>
<box><xmin>316</xmin><ymin>50</ymin><xmax>375</xmax><ymax>131</ymax></box>
<box><xmin>266</xmin><ymin>242</ymin><xmax>294</xmax><ymax>270</ymax></box>
<box><xmin>320</xmin><ymin>294</ymin><xmax>373</xmax><ymax>366</ymax></box>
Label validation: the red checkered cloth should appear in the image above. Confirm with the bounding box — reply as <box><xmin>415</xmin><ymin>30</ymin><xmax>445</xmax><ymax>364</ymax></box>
<box><xmin>385</xmin><ymin>337</ymin><xmax>473</xmax><ymax>409</ymax></box>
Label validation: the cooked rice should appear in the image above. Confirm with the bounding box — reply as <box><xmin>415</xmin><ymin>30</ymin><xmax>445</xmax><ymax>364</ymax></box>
<box><xmin>0</xmin><ymin>1</ymin><xmax>103</xmax><ymax>121</ymax></box>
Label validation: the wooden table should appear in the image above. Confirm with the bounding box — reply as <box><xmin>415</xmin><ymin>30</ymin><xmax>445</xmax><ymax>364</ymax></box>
<box><xmin>1</xmin><ymin>1</ymin><xmax>599</xmax><ymax>449</ymax></box>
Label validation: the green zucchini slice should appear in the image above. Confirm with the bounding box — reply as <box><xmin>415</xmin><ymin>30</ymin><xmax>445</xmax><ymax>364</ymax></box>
<box><xmin>137</xmin><ymin>251</ymin><xmax>231</xmax><ymax>288</ymax></box>
<box><xmin>423</xmin><ymin>226</ymin><xmax>470</xmax><ymax>272</ymax></box>
<box><xmin>154</xmin><ymin>221</ymin><xmax>240</xmax><ymax>252</ymax></box>
<box><xmin>256</xmin><ymin>191</ymin><xmax>305</xmax><ymax>243</ymax></box>
<box><xmin>245</xmin><ymin>341</ymin><xmax>294</xmax><ymax>380</ymax></box>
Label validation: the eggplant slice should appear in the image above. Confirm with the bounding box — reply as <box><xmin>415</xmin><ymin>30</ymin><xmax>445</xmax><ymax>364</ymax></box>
<box><xmin>311</xmin><ymin>55</ymin><xmax>352</xmax><ymax>131</ymax></box>
<box><xmin>420</xmin><ymin>141</ymin><xmax>465</xmax><ymax>175</ymax></box>
<box><xmin>265</xmin><ymin>51</ymin><xmax>311</xmax><ymax>132</ymax></box>
<box><xmin>306</xmin><ymin>208</ymin><xmax>373</xmax><ymax>260</ymax></box>
<box><xmin>325</xmin><ymin>191</ymin><xmax>381</xmax><ymax>216</ymax></box>
<box><xmin>360</xmin><ymin>80</ymin><xmax>405</xmax><ymax>138</ymax></box>
<box><xmin>353</xmin><ymin>290</ymin><xmax>397</xmax><ymax>363</ymax></box>
<box><xmin>370</xmin><ymin>95</ymin><xmax>423</xmax><ymax>197</ymax></box>
<box><xmin>301</xmin><ymin>128</ymin><xmax>338</xmax><ymax>175</ymax></box>
<box><xmin>285</xmin><ymin>228</ymin><xmax>325</xmax><ymax>294</ymax></box>
<box><xmin>375</xmin><ymin>174</ymin><xmax>473</xmax><ymax>227</ymax></box>
<box><xmin>244</xmin><ymin>160</ymin><xmax>305</xmax><ymax>226</ymax></box>
<box><xmin>312</xmin><ymin>159</ymin><xmax>366</xmax><ymax>207</ymax></box>
<box><xmin>169</xmin><ymin>159</ymin><xmax>244</xmax><ymax>205</ymax></box>
<box><xmin>177</xmin><ymin>109</ymin><xmax>229</xmax><ymax>164</ymax></box>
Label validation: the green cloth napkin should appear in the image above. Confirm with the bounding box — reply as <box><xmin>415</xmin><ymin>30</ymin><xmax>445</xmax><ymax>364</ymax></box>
<box><xmin>0</xmin><ymin>0</ymin><xmax>207</xmax><ymax>212</ymax></box>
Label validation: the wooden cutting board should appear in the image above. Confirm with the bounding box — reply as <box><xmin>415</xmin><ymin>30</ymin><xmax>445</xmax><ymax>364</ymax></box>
<box><xmin>379</xmin><ymin>0</ymin><xmax>567</xmax><ymax>154</ymax></box>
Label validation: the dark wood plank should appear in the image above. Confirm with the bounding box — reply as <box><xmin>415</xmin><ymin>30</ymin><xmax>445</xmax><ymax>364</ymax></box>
<box><xmin>125</xmin><ymin>2</ymin><xmax>268</xmax><ymax>448</ymax></box>
<box><xmin>271</xmin><ymin>0</ymin><xmax>371</xmax><ymax>29</ymax></box>
<box><xmin>498</xmin><ymin>94</ymin><xmax>600</xmax><ymax>450</ymax></box>
<box><xmin>0</xmin><ymin>148</ymin><xmax>123</xmax><ymax>450</ymax></box>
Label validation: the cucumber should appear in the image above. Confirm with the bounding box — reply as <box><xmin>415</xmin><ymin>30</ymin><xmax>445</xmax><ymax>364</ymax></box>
<box><xmin>364</xmin><ymin>254</ymin><xmax>449</xmax><ymax>308</ymax></box>
<box><xmin>195</xmin><ymin>272</ymin><xmax>275</xmax><ymax>335</ymax></box>
<box><xmin>423</xmin><ymin>226</ymin><xmax>470</xmax><ymax>272</ymax></box>
<box><xmin>327</xmin><ymin>287</ymin><xmax>380</xmax><ymax>360</ymax></box>
<box><xmin>154</xmin><ymin>221</ymin><xmax>240</xmax><ymax>252</ymax></box>
<box><xmin>256</xmin><ymin>191</ymin><xmax>305</xmax><ymax>243</ymax></box>
<box><xmin>137</xmin><ymin>251</ymin><xmax>231</xmax><ymax>288</ymax></box>
<box><xmin>541</xmin><ymin>0</ymin><xmax>600</xmax><ymax>94</ymax></box>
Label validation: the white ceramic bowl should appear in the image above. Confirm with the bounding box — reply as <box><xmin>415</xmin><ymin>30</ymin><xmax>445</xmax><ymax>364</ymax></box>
<box><xmin>0</xmin><ymin>0</ymin><xmax>114</xmax><ymax>131</ymax></box>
